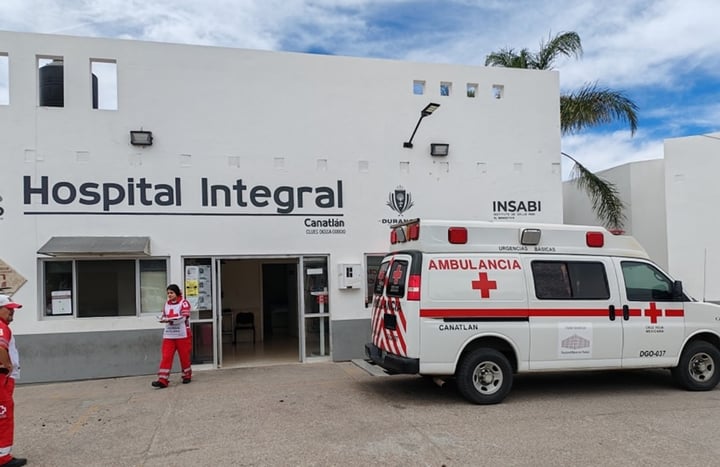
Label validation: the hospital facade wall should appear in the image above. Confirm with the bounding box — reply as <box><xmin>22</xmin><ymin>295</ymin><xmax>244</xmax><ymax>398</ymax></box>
<box><xmin>0</xmin><ymin>31</ymin><xmax>563</xmax><ymax>382</ymax></box>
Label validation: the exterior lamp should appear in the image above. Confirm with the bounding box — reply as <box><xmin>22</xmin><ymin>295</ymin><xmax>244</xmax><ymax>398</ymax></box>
<box><xmin>130</xmin><ymin>130</ymin><xmax>153</xmax><ymax>146</ymax></box>
<box><xmin>430</xmin><ymin>143</ymin><xmax>449</xmax><ymax>156</ymax></box>
<box><xmin>403</xmin><ymin>103</ymin><xmax>440</xmax><ymax>148</ymax></box>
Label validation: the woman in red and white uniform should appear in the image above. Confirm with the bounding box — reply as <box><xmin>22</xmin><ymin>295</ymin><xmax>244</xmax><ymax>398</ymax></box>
<box><xmin>151</xmin><ymin>284</ymin><xmax>192</xmax><ymax>388</ymax></box>
<box><xmin>0</xmin><ymin>294</ymin><xmax>27</xmax><ymax>467</ymax></box>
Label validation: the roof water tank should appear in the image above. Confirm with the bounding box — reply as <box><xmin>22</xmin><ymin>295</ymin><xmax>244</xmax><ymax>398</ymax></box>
<box><xmin>39</xmin><ymin>60</ymin><xmax>64</xmax><ymax>107</ymax></box>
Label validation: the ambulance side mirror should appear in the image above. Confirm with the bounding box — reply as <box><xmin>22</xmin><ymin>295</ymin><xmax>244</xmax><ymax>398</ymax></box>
<box><xmin>671</xmin><ymin>280</ymin><xmax>684</xmax><ymax>300</ymax></box>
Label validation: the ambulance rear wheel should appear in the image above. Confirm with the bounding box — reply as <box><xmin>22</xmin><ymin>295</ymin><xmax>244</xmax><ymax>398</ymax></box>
<box><xmin>456</xmin><ymin>348</ymin><xmax>512</xmax><ymax>404</ymax></box>
<box><xmin>672</xmin><ymin>341</ymin><xmax>720</xmax><ymax>391</ymax></box>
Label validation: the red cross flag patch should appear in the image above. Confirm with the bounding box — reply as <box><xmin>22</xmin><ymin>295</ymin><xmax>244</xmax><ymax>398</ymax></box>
<box><xmin>641</xmin><ymin>301</ymin><xmax>684</xmax><ymax>324</ymax></box>
<box><xmin>426</xmin><ymin>257</ymin><xmax>523</xmax><ymax>302</ymax></box>
<box><xmin>390</xmin><ymin>264</ymin><xmax>404</xmax><ymax>285</ymax></box>
<box><xmin>472</xmin><ymin>272</ymin><xmax>497</xmax><ymax>298</ymax></box>
<box><xmin>644</xmin><ymin>302</ymin><xmax>662</xmax><ymax>324</ymax></box>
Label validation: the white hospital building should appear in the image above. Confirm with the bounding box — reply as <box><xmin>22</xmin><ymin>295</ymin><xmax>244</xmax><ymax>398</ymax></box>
<box><xmin>564</xmin><ymin>133</ymin><xmax>720</xmax><ymax>305</ymax></box>
<box><xmin>0</xmin><ymin>31</ymin><xmax>564</xmax><ymax>382</ymax></box>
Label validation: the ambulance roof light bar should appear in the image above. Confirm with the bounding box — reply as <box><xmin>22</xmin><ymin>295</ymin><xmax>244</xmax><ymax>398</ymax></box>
<box><xmin>448</xmin><ymin>227</ymin><xmax>467</xmax><ymax>244</ymax></box>
<box><xmin>520</xmin><ymin>228</ymin><xmax>541</xmax><ymax>245</ymax></box>
<box><xmin>390</xmin><ymin>218</ymin><xmax>421</xmax><ymax>245</ymax></box>
<box><xmin>586</xmin><ymin>231</ymin><xmax>605</xmax><ymax>248</ymax></box>
<box><xmin>408</xmin><ymin>223</ymin><xmax>420</xmax><ymax>240</ymax></box>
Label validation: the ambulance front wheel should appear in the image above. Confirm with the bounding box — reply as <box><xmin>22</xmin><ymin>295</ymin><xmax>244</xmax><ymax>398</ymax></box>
<box><xmin>456</xmin><ymin>348</ymin><xmax>513</xmax><ymax>404</ymax></box>
<box><xmin>672</xmin><ymin>341</ymin><xmax>720</xmax><ymax>391</ymax></box>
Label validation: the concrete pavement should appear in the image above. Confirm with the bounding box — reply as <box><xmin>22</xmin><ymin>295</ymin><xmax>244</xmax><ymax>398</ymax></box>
<box><xmin>11</xmin><ymin>362</ymin><xmax>720</xmax><ymax>466</ymax></box>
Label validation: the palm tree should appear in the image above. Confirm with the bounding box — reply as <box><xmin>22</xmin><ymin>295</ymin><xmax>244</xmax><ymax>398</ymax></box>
<box><xmin>485</xmin><ymin>31</ymin><xmax>638</xmax><ymax>229</ymax></box>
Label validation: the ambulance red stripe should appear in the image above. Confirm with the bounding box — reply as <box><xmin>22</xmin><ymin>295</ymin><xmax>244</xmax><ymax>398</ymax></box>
<box><xmin>383</xmin><ymin>304</ymin><xmax>408</xmax><ymax>356</ymax></box>
<box><xmin>382</xmin><ymin>326</ymin><xmax>394</xmax><ymax>353</ymax></box>
<box><xmin>374</xmin><ymin>297</ymin><xmax>386</xmax><ymax>337</ymax></box>
<box><xmin>421</xmin><ymin>308</ymin><xmax>529</xmax><ymax>318</ymax></box>
<box><xmin>381</xmin><ymin>306</ymin><xmax>395</xmax><ymax>354</ymax></box>
<box><xmin>372</xmin><ymin>297</ymin><xmax>386</xmax><ymax>349</ymax></box>
<box><xmin>420</xmin><ymin>308</ymin><xmax>686</xmax><ymax>319</ymax></box>
<box><xmin>396</xmin><ymin>297</ymin><xmax>407</xmax><ymax>329</ymax></box>
<box><xmin>392</xmin><ymin>305</ymin><xmax>408</xmax><ymax>356</ymax></box>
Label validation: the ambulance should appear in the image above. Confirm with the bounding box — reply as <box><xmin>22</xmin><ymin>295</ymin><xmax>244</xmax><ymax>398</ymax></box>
<box><xmin>365</xmin><ymin>219</ymin><xmax>720</xmax><ymax>404</ymax></box>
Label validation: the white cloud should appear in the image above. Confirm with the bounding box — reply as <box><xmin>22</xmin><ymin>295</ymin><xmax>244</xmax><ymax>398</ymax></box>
<box><xmin>4</xmin><ymin>0</ymin><xmax>720</xmax><ymax>86</ymax></box>
<box><xmin>558</xmin><ymin>0</ymin><xmax>720</xmax><ymax>90</ymax></box>
<box><xmin>561</xmin><ymin>131</ymin><xmax>664</xmax><ymax>180</ymax></box>
<box><xmin>644</xmin><ymin>100</ymin><xmax>720</xmax><ymax>136</ymax></box>
<box><xmin>1</xmin><ymin>0</ymin><xmax>718</xmax><ymax>173</ymax></box>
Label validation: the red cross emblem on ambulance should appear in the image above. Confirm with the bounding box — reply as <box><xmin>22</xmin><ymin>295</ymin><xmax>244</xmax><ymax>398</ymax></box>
<box><xmin>644</xmin><ymin>302</ymin><xmax>662</xmax><ymax>324</ymax></box>
<box><xmin>391</xmin><ymin>265</ymin><xmax>403</xmax><ymax>285</ymax></box>
<box><xmin>472</xmin><ymin>272</ymin><xmax>497</xmax><ymax>298</ymax></box>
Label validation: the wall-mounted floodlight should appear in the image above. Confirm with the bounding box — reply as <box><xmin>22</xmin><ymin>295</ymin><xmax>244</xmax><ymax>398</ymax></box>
<box><xmin>430</xmin><ymin>143</ymin><xmax>449</xmax><ymax>157</ymax></box>
<box><xmin>403</xmin><ymin>103</ymin><xmax>440</xmax><ymax>148</ymax></box>
<box><xmin>130</xmin><ymin>130</ymin><xmax>153</xmax><ymax>146</ymax></box>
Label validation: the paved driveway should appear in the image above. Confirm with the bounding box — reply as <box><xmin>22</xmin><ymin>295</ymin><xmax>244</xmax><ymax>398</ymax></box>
<box><xmin>13</xmin><ymin>362</ymin><xmax>720</xmax><ymax>466</ymax></box>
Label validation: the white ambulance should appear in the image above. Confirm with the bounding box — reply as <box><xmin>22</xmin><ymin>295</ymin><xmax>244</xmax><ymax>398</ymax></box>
<box><xmin>365</xmin><ymin>219</ymin><xmax>720</xmax><ymax>404</ymax></box>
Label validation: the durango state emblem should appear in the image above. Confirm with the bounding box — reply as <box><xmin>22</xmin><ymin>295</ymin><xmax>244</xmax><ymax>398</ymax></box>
<box><xmin>387</xmin><ymin>186</ymin><xmax>414</xmax><ymax>215</ymax></box>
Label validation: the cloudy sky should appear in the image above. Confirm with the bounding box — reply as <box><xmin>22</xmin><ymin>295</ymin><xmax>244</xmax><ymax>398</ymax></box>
<box><xmin>1</xmin><ymin>0</ymin><xmax>719</xmax><ymax>176</ymax></box>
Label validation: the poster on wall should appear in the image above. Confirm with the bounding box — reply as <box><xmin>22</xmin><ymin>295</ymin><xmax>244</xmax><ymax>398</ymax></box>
<box><xmin>0</xmin><ymin>259</ymin><xmax>27</xmax><ymax>295</ymax></box>
<box><xmin>51</xmin><ymin>290</ymin><xmax>73</xmax><ymax>315</ymax></box>
<box><xmin>185</xmin><ymin>265</ymin><xmax>212</xmax><ymax>311</ymax></box>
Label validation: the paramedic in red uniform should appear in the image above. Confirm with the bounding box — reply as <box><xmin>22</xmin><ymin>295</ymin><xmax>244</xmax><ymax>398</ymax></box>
<box><xmin>0</xmin><ymin>294</ymin><xmax>27</xmax><ymax>467</ymax></box>
<box><xmin>151</xmin><ymin>284</ymin><xmax>193</xmax><ymax>388</ymax></box>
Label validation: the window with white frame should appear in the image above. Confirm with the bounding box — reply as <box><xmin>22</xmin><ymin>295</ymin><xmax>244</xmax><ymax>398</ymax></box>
<box><xmin>0</xmin><ymin>54</ymin><xmax>8</xmax><ymax>105</ymax></box>
<box><xmin>42</xmin><ymin>258</ymin><xmax>168</xmax><ymax>317</ymax></box>
<box><xmin>90</xmin><ymin>59</ymin><xmax>118</xmax><ymax>110</ymax></box>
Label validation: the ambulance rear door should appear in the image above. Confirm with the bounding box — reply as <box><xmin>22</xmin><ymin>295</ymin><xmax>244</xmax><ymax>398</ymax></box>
<box><xmin>370</xmin><ymin>252</ymin><xmax>421</xmax><ymax>360</ymax></box>
<box><xmin>419</xmin><ymin>254</ymin><xmax>530</xmax><ymax>374</ymax></box>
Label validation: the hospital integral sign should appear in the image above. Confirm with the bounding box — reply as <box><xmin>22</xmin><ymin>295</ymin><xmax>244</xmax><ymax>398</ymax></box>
<box><xmin>22</xmin><ymin>176</ymin><xmax>345</xmax><ymax>215</ymax></box>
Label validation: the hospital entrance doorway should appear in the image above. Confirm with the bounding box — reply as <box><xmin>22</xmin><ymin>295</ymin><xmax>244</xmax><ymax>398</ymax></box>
<box><xmin>218</xmin><ymin>258</ymin><xmax>299</xmax><ymax>367</ymax></box>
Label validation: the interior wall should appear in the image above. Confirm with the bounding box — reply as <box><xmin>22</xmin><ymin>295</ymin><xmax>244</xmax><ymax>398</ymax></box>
<box><xmin>262</xmin><ymin>262</ymin><xmax>299</xmax><ymax>338</ymax></box>
<box><xmin>221</xmin><ymin>260</ymin><xmax>263</xmax><ymax>340</ymax></box>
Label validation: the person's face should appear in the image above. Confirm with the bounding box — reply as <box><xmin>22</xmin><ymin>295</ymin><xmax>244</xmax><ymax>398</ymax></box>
<box><xmin>167</xmin><ymin>290</ymin><xmax>178</xmax><ymax>301</ymax></box>
<box><xmin>0</xmin><ymin>306</ymin><xmax>13</xmax><ymax>323</ymax></box>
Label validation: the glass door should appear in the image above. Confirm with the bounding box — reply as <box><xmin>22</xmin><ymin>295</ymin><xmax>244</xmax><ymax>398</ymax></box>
<box><xmin>183</xmin><ymin>258</ymin><xmax>217</xmax><ymax>366</ymax></box>
<box><xmin>301</xmin><ymin>256</ymin><xmax>331</xmax><ymax>360</ymax></box>
<box><xmin>214</xmin><ymin>258</ymin><xmax>224</xmax><ymax>367</ymax></box>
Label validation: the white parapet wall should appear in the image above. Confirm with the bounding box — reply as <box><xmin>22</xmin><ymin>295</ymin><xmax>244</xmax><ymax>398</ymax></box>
<box><xmin>563</xmin><ymin>159</ymin><xmax>668</xmax><ymax>271</ymax></box>
<box><xmin>665</xmin><ymin>132</ymin><xmax>720</xmax><ymax>301</ymax></box>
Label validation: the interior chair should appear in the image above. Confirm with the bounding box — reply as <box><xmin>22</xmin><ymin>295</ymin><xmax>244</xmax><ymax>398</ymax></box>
<box><xmin>234</xmin><ymin>311</ymin><xmax>256</xmax><ymax>344</ymax></box>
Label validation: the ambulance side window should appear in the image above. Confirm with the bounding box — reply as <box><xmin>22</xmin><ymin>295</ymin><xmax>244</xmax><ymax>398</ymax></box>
<box><xmin>621</xmin><ymin>261</ymin><xmax>677</xmax><ymax>301</ymax></box>
<box><xmin>386</xmin><ymin>261</ymin><xmax>408</xmax><ymax>297</ymax></box>
<box><xmin>532</xmin><ymin>261</ymin><xmax>609</xmax><ymax>300</ymax></box>
<box><xmin>373</xmin><ymin>261</ymin><xmax>390</xmax><ymax>295</ymax></box>
<box><xmin>570</xmin><ymin>262</ymin><xmax>610</xmax><ymax>299</ymax></box>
